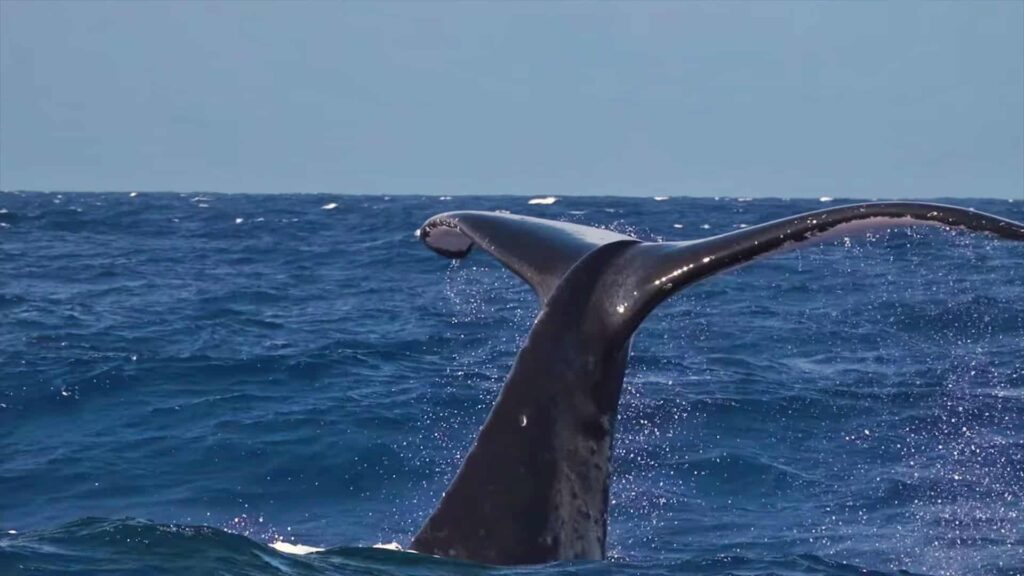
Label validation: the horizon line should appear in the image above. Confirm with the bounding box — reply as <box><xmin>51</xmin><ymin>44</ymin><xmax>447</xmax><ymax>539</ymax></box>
<box><xmin>1</xmin><ymin>189</ymin><xmax>1021</xmax><ymax>202</ymax></box>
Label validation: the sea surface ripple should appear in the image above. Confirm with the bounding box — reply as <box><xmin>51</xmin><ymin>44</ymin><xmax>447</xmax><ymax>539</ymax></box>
<box><xmin>1</xmin><ymin>192</ymin><xmax>1022</xmax><ymax>576</ymax></box>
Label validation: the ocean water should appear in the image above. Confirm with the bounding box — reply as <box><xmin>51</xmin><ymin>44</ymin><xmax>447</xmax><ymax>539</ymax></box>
<box><xmin>1</xmin><ymin>192</ymin><xmax>1022</xmax><ymax>576</ymax></box>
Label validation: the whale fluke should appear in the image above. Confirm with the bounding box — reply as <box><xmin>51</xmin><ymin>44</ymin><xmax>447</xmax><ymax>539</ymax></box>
<box><xmin>410</xmin><ymin>202</ymin><xmax>1023</xmax><ymax>565</ymax></box>
<box><xmin>420</xmin><ymin>211</ymin><xmax>633</xmax><ymax>302</ymax></box>
<box><xmin>595</xmin><ymin>202</ymin><xmax>1024</xmax><ymax>345</ymax></box>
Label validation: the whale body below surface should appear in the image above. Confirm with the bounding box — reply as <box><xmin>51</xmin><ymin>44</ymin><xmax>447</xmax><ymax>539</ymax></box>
<box><xmin>405</xmin><ymin>202</ymin><xmax>1024</xmax><ymax>566</ymax></box>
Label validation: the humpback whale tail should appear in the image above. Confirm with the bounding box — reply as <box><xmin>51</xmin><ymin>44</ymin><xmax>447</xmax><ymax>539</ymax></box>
<box><xmin>410</xmin><ymin>202</ymin><xmax>1024</xmax><ymax>565</ymax></box>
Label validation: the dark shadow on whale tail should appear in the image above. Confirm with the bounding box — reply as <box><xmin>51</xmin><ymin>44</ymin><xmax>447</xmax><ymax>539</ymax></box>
<box><xmin>411</xmin><ymin>202</ymin><xmax>1023</xmax><ymax>565</ymax></box>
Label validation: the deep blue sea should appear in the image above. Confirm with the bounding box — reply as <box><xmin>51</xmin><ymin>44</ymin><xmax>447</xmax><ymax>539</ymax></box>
<box><xmin>1</xmin><ymin>192</ymin><xmax>1022</xmax><ymax>576</ymax></box>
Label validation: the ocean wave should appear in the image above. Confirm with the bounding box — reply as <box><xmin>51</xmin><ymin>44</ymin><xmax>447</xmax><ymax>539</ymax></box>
<box><xmin>2</xmin><ymin>193</ymin><xmax>1021</xmax><ymax>576</ymax></box>
<box><xmin>0</xmin><ymin>518</ymin><xmax>929</xmax><ymax>576</ymax></box>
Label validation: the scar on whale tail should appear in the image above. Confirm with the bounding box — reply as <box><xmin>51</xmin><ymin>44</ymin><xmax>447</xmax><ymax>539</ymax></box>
<box><xmin>408</xmin><ymin>202</ymin><xmax>1024</xmax><ymax>565</ymax></box>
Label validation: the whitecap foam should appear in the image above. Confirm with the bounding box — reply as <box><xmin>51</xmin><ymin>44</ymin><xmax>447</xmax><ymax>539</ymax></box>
<box><xmin>673</xmin><ymin>224</ymin><xmax>684</xmax><ymax>229</ymax></box>
<box><xmin>528</xmin><ymin>196</ymin><xmax>558</xmax><ymax>205</ymax></box>
<box><xmin>269</xmin><ymin>541</ymin><xmax>324</xmax><ymax>555</ymax></box>
<box><xmin>653</xmin><ymin>196</ymin><xmax>670</xmax><ymax>201</ymax></box>
<box><xmin>129</xmin><ymin>192</ymin><xmax>139</xmax><ymax>198</ymax></box>
<box><xmin>321</xmin><ymin>203</ymin><xmax>338</xmax><ymax>210</ymax></box>
<box><xmin>234</xmin><ymin>218</ymin><xmax>244</xmax><ymax>224</ymax></box>
<box><xmin>269</xmin><ymin>540</ymin><xmax>409</xmax><ymax>556</ymax></box>
<box><xmin>819</xmin><ymin>196</ymin><xmax>834</xmax><ymax>202</ymax></box>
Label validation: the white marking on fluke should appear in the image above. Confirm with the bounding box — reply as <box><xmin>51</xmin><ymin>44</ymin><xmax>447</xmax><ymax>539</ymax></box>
<box><xmin>426</xmin><ymin>226</ymin><xmax>473</xmax><ymax>254</ymax></box>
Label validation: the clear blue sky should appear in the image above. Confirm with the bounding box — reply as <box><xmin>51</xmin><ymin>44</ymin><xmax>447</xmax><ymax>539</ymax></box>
<box><xmin>1</xmin><ymin>1</ymin><xmax>1022</xmax><ymax>198</ymax></box>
